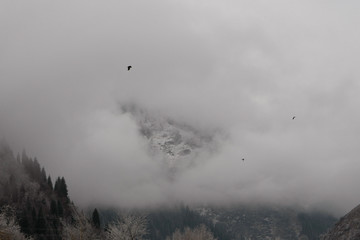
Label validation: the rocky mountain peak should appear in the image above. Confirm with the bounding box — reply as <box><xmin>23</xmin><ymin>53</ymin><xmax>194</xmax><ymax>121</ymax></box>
<box><xmin>120</xmin><ymin>104</ymin><xmax>218</xmax><ymax>170</ymax></box>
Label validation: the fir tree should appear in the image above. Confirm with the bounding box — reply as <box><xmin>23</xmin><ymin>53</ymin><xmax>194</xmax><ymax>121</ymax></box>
<box><xmin>36</xmin><ymin>207</ymin><xmax>46</xmax><ymax>234</ymax></box>
<box><xmin>33</xmin><ymin>158</ymin><xmax>41</xmax><ymax>181</ymax></box>
<box><xmin>41</xmin><ymin>167</ymin><xmax>47</xmax><ymax>183</ymax></box>
<box><xmin>31</xmin><ymin>207</ymin><xmax>37</xmax><ymax>223</ymax></box>
<box><xmin>60</xmin><ymin>177</ymin><xmax>68</xmax><ymax>198</ymax></box>
<box><xmin>47</xmin><ymin>176</ymin><xmax>53</xmax><ymax>190</ymax></box>
<box><xmin>26</xmin><ymin>197</ymin><xmax>31</xmax><ymax>211</ymax></box>
<box><xmin>11</xmin><ymin>187</ymin><xmax>18</xmax><ymax>202</ymax></box>
<box><xmin>57</xmin><ymin>200</ymin><xmax>63</xmax><ymax>217</ymax></box>
<box><xmin>19</xmin><ymin>209</ymin><xmax>31</xmax><ymax>235</ymax></box>
<box><xmin>50</xmin><ymin>199</ymin><xmax>57</xmax><ymax>215</ymax></box>
<box><xmin>21</xmin><ymin>149</ymin><xmax>28</xmax><ymax>163</ymax></box>
<box><xmin>54</xmin><ymin>177</ymin><xmax>60</xmax><ymax>192</ymax></box>
<box><xmin>19</xmin><ymin>183</ymin><xmax>26</xmax><ymax>200</ymax></box>
<box><xmin>92</xmin><ymin>208</ymin><xmax>101</xmax><ymax>229</ymax></box>
<box><xmin>54</xmin><ymin>176</ymin><xmax>68</xmax><ymax>198</ymax></box>
<box><xmin>3</xmin><ymin>182</ymin><xmax>10</xmax><ymax>198</ymax></box>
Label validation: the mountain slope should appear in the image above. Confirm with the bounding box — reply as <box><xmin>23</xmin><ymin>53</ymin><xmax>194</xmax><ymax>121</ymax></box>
<box><xmin>321</xmin><ymin>203</ymin><xmax>360</xmax><ymax>240</ymax></box>
<box><xmin>121</xmin><ymin>104</ymin><xmax>219</xmax><ymax>170</ymax></box>
<box><xmin>119</xmin><ymin>105</ymin><xmax>337</xmax><ymax>239</ymax></box>
<box><xmin>196</xmin><ymin>205</ymin><xmax>336</xmax><ymax>240</ymax></box>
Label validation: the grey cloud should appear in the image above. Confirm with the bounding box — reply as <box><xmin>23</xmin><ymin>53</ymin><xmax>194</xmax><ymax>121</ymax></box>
<box><xmin>1</xmin><ymin>0</ymin><xmax>360</xmax><ymax>216</ymax></box>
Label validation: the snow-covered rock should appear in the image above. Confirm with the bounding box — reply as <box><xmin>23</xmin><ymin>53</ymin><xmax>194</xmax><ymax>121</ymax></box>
<box><xmin>121</xmin><ymin>104</ymin><xmax>218</xmax><ymax>171</ymax></box>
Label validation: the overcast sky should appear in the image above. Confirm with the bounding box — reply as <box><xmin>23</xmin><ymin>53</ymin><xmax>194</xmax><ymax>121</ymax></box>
<box><xmin>1</xmin><ymin>0</ymin><xmax>360</xmax><ymax>216</ymax></box>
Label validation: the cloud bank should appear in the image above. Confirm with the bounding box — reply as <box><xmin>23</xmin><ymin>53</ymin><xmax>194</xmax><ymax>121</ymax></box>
<box><xmin>1</xmin><ymin>0</ymin><xmax>360</xmax><ymax>216</ymax></box>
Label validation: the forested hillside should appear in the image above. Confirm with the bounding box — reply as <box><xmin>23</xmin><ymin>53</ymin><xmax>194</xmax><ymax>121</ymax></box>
<box><xmin>0</xmin><ymin>143</ymin><xmax>72</xmax><ymax>239</ymax></box>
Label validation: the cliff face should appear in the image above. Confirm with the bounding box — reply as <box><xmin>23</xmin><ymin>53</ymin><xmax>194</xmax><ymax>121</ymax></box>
<box><xmin>321</xmin><ymin>204</ymin><xmax>360</xmax><ymax>240</ymax></box>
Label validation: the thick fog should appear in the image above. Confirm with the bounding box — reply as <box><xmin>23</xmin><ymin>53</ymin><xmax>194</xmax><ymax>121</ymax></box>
<box><xmin>1</xmin><ymin>1</ymin><xmax>360</xmax><ymax>216</ymax></box>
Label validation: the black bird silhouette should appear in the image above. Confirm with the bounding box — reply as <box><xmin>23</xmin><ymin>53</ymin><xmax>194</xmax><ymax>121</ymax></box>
<box><xmin>242</xmin><ymin>158</ymin><xmax>245</xmax><ymax>161</ymax></box>
<box><xmin>292</xmin><ymin>116</ymin><xmax>296</xmax><ymax>120</ymax></box>
<box><xmin>127</xmin><ymin>66</ymin><xmax>132</xmax><ymax>71</ymax></box>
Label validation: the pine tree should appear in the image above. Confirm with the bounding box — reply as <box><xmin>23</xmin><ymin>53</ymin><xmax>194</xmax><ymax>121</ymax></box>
<box><xmin>21</xmin><ymin>149</ymin><xmax>28</xmax><ymax>163</ymax></box>
<box><xmin>36</xmin><ymin>207</ymin><xmax>46</xmax><ymax>234</ymax></box>
<box><xmin>50</xmin><ymin>199</ymin><xmax>57</xmax><ymax>215</ymax></box>
<box><xmin>19</xmin><ymin>184</ymin><xmax>26</xmax><ymax>200</ymax></box>
<box><xmin>47</xmin><ymin>176</ymin><xmax>53</xmax><ymax>190</ymax></box>
<box><xmin>3</xmin><ymin>182</ymin><xmax>10</xmax><ymax>198</ymax></box>
<box><xmin>9</xmin><ymin>174</ymin><xmax>16</xmax><ymax>185</ymax></box>
<box><xmin>19</xmin><ymin>209</ymin><xmax>31</xmax><ymax>235</ymax></box>
<box><xmin>11</xmin><ymin>187</ymin><xmax>18</xmax><ymax>202</ymax></box>
<box><xmin>54</xmin><ymin>177</ymin><xmax>60</xmax><ymax>193</ymax></box>
<box><xmin>41</xmin><ymin>167</ymin><xmax>47</xmax><ymax>183</ymax></box>
<box><xmin>26</xmin><ymin>197</ymin><xmax>31</xmax><ymax>211</ymax></box>
<box><xmin>54</xmin><ymin>176</ymin><xmax>68</xmax><ymax>199</ymax></box>
<box><xmin>92</xmin><ymin>208</ymin><xmax>101</xmax><ymax>229</ymax></box>
<box><xmin>60</xmin><ymin>177</ymin><xmax>68</xmax><ymax>198</ymax></box>
<box><xmin>57</xmin><ymin>200</ymin><xmax>63</xmax><ymax>217</ymax></box>
<box><xmin>31</xmin><ymin>207</ymin><xmax>37</xmax><ymax>225</ymax></box>
<box><xmin>33</xmin><ymin>158</ymin><xmax>41</xmax><ymax>181</ymax></box>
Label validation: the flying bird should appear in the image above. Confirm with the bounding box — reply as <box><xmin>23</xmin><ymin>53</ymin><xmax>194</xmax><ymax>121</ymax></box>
<box><xmin>292</xmin><ymin>116</ymin><xmax>296</xmax><ymax>120</ymax></box>
<box><xmin>127</xmin><ymin>66</ymin><xmax>132</xmax><ymax>71</ymax></box>
<box><xmin>242</xmin><ymin>158</ymin><xmax>245</xmax><ymax>161</ymax></box>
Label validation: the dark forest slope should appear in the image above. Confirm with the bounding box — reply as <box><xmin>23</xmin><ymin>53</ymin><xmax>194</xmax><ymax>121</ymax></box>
<box><xmin>0</xmin><ymin>143</ymin><xmax>72</xmax><ymax>240</ymax></box>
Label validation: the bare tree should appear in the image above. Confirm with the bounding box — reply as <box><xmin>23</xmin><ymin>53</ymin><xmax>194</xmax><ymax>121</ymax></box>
<box><xmin>105</xmin><ymin>214</ymin><xmax>148</xmax><ymax>240</ymax></box>
<box><xmin>166</xmin><ymin>224</ymin><xmax>217</xmax><ymax>240</ymax></box>
<box><xmin>62</xmin><ymin>205</ymin><xmax>100</xmax><ymax>240</ymax></box>
<box><xmin>0</xmin><ymin>205</ymin><xmax>33</xmax><ymax>240</ymax></box>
